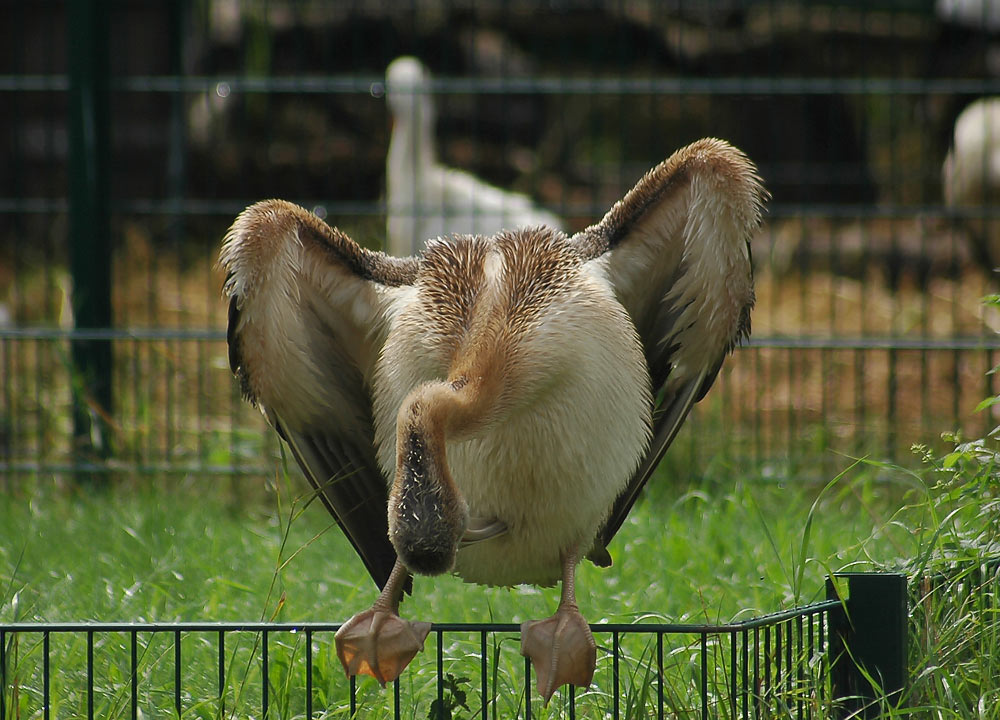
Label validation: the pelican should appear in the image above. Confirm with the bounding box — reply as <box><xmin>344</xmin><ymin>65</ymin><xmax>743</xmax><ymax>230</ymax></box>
<box><xmin>385</xmin><ymin>56</ymin><xmax>563</xmax><ymax>257</ymax></box>
<box><xmin>943</xmin><ymin>97</ymin><xmax>1000</xmax><ymax>271</ymax></box>
<box><xmin>221</xmin><ymin>138</ymin><xmax>765</xmax><ymax>701</ymax></box>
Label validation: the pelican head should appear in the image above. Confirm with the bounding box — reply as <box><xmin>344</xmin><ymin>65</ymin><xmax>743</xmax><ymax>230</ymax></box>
<box><xmin>385</xmin><ymin>56</ymin><xmax>434</xmax><ymax>128</ymax></box>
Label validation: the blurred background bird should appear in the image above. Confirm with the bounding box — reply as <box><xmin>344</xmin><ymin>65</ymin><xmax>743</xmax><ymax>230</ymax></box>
<box><xmin>384</xmin><ymin>56</ymin><xmax>564</xmax><ymax>257</ymax></box>
<box><xmin>943</xmin><ymin>96</ymin><xmax>1000</xmax><ymax>271</ymax></box>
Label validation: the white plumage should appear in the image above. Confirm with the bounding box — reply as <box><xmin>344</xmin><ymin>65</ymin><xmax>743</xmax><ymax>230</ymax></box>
<box><xmin>385</xmin><ymin>56</ymin><xmax>563</xmax><ymax>257</ymax></box>
<box><xmin>942</xmin><ymin>97</ymin><xmax>1000</xmax><ymax>270</ymax></box>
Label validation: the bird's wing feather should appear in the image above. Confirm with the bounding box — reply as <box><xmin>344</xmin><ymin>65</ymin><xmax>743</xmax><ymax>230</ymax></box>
<box><xmin>220</xmin><ymin>199</ymin><xmax>419</xmax><ymax>589</ymax></box>
<box><xmin>572</xmin><ymin>139</ymin><xmax>766</xmax><ymax>560</ymax></box>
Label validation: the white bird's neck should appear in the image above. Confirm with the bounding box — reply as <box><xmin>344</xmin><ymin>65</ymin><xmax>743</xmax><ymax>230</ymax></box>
<box><xmin>388</xmin><ymin>92</ymin><xmax>436</xmax><ymax>192</ymax></box>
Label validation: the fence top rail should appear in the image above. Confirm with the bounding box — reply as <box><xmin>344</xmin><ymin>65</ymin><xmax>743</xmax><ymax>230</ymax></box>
<box><xmin>2</xmin><ymin>327</ymin><xmax>998</xmax><ymax>351</ymax></box>
<box><xmin>6</xmin><ymin>73</ymin><xmax>1000</xmax><ymax>96</ymax></box>
<box><xmin>0</xmin><ymin>599</ymin><xmax>838</xmax><ymax>636</ymax></box>
<box><xmin>8</xmin><ymin>197</ymin><xmax>1000</xmax><ymax>221</ymax></box>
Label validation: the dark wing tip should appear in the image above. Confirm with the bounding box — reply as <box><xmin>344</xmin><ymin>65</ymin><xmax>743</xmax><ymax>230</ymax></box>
<box><xmin>226</xmin><ymin>293</ymin><xmax>258</xmax><ymax>406</ymax></box>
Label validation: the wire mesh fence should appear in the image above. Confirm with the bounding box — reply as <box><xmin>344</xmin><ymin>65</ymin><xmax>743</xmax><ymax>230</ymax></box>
<box><xmin>3</xmin><ymin>1</ymin><xmax>1000</xmax><ymax>485</ymax></box>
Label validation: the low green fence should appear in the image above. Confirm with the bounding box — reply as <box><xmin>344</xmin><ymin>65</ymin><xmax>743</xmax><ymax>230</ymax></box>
<box><xmin>1</xmin><ymin>574</ymin><xmax>907</xmax><ymax>720</ymax></box>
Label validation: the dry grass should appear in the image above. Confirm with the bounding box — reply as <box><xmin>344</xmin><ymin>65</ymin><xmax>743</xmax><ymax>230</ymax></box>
<box><xmin>2</xmin><ymin>215</ymin><xmax>997</xmax><ymax>482</ymax></box>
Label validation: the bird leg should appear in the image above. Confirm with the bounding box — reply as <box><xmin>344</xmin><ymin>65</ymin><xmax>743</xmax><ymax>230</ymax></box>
<box><xmin>520</xmin><ymin>547</ymin><xmax>597</xmax><ymax>704</ymax></box>
<box><xmin>335</xmin><ymin>559</ymin><xmax>431</xmax><ymax>686</ymax></box>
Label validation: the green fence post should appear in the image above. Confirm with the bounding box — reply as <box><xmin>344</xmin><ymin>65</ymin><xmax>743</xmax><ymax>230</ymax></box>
<box><xmin>826</xmin><ymin>572</ymin><xmax>908</xmax><ymax>718</ymax></box>
<box><xmin>68</xmin><ymin>0</ymin><xmax>113</xmax><ymax>483</ymax></box>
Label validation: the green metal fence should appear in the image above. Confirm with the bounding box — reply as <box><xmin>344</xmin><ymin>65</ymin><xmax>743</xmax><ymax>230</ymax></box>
<box><xmin>1</xmin><ymin>573</ymin><xmax>907</xmax><ymax>720</ymax></box>
<box><xmin>4</xmin><ymin>1</ymin><xmax>997</xmax><ymax>485</ymax></box>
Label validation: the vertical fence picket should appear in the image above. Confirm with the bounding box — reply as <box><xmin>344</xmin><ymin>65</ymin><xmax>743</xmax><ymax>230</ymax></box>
<box><xmin>773</xmin><ymin>623</ymin><xmax>784</xmax><ymax>697</ymax></box>
<box><xmin>87</xmin><ymin>630</ymin><xmax>94</xmax><ymax>720</ymax></box>
<box><xmin>754</xmin><ymin>626</ymin><xmax>761</xmax><ymax>720</ymax></box>
<box><xmin>524</xmin><ymin>653</ymin><xmax>532</xmax><ymax>720</ymax></box>
<box><xmin>436</xmin><ymin>629</ymin><xmax>444</xmax><ymax>716</ymax></box>
<box><xmin>730</xmin><ymin>630</ymin><xmax>738</xmax><ymax>720</ymax></box>
<box><xmin>479</xmin><ymin>630</ymin><xmax>487</xmax><ymax>719</ymax></box>
<box><xmin>797</xmin><ymin>615</ymin><xmax>804</xmax><ymax>720</ymax></box>
<box><xmin>218</xmin><ymin>630</ymin><xmax>225</xmax><ymax>716</ymax></box>
<box><xmin>261</xmin><ymin>629</ymin><xmax>268</xmax><ymax>718</ymax></box>
<box><xmin>130</xmin><ymin>631</ymin><xmax>138</xmax><ymax>720</ymax></box>
<box><xmin>612</xmin><ymin>630</ymin><xmax>621</xmax><ymax>720</ymax></box>
<box><xmin>741</xmin><ymin>629</ymin><xmax>749</xmax><ymax>720</ymax></box>
<box><xmin>657</xmin><ymin>631</ymin><xmax>665</xmax><ymax>720</ymax></box>
<box><xmin>3</xmin><ymin>629</ymin><xmax>8</xmax><ymax>720</ymax></box>
<box><xmin>700</xmin><ymin>633</ymin><xmax>708</xmax><ymax>720</ymax></box>
<box><xmin>305</xmin><ymin>628</ymin><xmax>312</xmax><ymax>719</ymax></box>
<box><xmin>42</xmin><ymin>632</ymin><xmax>49</xmax><ymax>720</ymax></box>
<box><xmin>174</xmin><ymin>629</ymin><xmax>181</xmax><ymax>718</ymax></box>
<box><xmin>764</xmin><ymin>625</ymin><xmax>772</xmax><ymax>710</ymax></box>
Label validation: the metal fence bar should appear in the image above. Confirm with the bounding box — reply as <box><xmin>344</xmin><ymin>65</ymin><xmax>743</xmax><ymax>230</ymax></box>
<box><xmin>42</xmin><ymin>632</ymin><xmax>49</xmax><ymax>720</ymax></box>
<box><xmin>4</xmin><ymin>628</ymin><xmax>11</xmax><ymax>720</ymax></box>
<box><xmin>86</xmin><ymin>629</ymin><xmax>93</xmax><ymax>720</ymax></box>
<box><xmin>729</xmin><ymin>630</ymin><xmax>737</xmax><ymax>720</ymax></box>
<box><xmin>478</xmin><ymin>629</ymin><xmax>487</xmax><ymax>719</ymax></box>
<box><xmin>67</xmin><ymin>0</ymin><xmax>113</xmax><ymax>483</ymax></box>
<box><xmin>10</xmin><ymin>196</ymin><xmax>1000</xmax><ymax>220</ymax></box>
<box><xmin>10</xmin><ymin>71</ymin><xmax>1000</xmax><ymax>97</ymax></box>
<box><xmin>657</xmin><ymin>631</ymin><xmax>665</xmax><ymax>720</ymax></box>
<box><xmin>304</xmin><ymin>627</ymin><xmax>312</xmax><ymax>719</ymax></box>
<box><xmin>174</xmin><ymin>629</ymin><xmax>182</xmax><ymax>717</ymax></box>
<box><xmin>700</xmin><ymin>632</ymin><xmax>709</xmax><ymax>719</ymax></box>
<box><xmin>261</xmin><ymin>628</ymin><xmax>268</xmax><ymax>719</ymax></box>
<box><xmin>435</xmin><ymin>628</ymin><xmax>443</xmax><ymax>716</ymax></box>
<box><xmin>523</xmin><ymin>653</ymin><xmax>532</xmax><ymax>719</ymax></box>
<box><xmin>217</xmin><ymin>629</ymin><xmax>225</xmax><ymax>716</ymax></box>
<box><xmin>6</xmin><ymin>326</ymin><xmax>999</xmax><ymax>350</ymax></box>
<box><xmin>130</xmin><ymin>631</ymin><xmax>137</xmax><ymax>720</ymax></box>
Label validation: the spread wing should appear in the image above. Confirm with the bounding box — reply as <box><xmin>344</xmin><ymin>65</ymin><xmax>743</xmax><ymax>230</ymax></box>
<box><xmin>220</xmin><ymin>199</ymin><xmax>419</xmax><ymax>590</ymax></box>
<box><xmin>571</xmin><ymin>138</ymin><xmax>767</xmax><ymax>563</ymax></box>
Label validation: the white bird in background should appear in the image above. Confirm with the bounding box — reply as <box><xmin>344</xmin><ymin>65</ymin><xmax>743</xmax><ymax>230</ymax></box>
<box><xmin>936</xmin><ymin>0</ymin><xmax>1000</xmax><ymax>31</ymax></box>
<box><xmin>384</xmin><ymin>56</ymin><xmax>564</xmax><ymax>257</ymax></box>
<box><xmin>221</xmin><ymin>138</ymin><xmax>765</xmax><ymax>702</ymax></box>
<box><xmin>942</xmin><ymin>97</ymin><xmax>1000</xmax><ymax>271</ymax></box>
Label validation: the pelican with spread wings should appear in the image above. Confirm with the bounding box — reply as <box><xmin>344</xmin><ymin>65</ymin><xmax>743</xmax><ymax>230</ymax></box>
<box><xmin>221</xmin><ymin>137</ymin><xmax>765</xmax><ymax>701</ymax></box>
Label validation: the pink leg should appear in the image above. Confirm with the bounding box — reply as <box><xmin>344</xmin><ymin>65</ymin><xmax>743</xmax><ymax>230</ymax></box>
<box><xmin>520</xmin><ymin>549</ymin><xmax>597</xmax><ymax>704</ymax></box>
<box><xmin>335</xmin><ymin>560</ymin><xmax>431</xmax><ymax>686</ymax></box>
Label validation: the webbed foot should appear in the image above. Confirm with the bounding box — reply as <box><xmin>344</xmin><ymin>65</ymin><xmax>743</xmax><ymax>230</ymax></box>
<box><xmin>335</xmin><ymin>608</ymin><xmax>431</xmax><ymax>685</ymax></box>
<box><xmin>520</xmin><ymin>604</ymin><xmax>596</xmax><ymax>702</ymax></box>
<box><xmin>334</xmin><ymin>559</ymin><xmax>429</xmax><ymax>685</ymax></box>
<box><xmin>519</xmin><ymin>546</ymin><xmax>596</xmax><ymax>704</ymax></box>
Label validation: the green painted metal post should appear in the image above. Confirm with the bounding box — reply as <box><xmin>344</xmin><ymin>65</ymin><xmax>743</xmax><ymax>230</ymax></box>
<box><xmin>68</xmin><ymin>0</ymin><xmax>113</xmax><ymax>482</ymax></box>
<box><xmin>827</xmin><ymin>573</ymin><xmax>908</xmax><ymax>718</ymax></box>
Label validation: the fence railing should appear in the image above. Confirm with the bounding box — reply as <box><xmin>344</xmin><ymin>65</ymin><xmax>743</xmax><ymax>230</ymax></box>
<box><xmin>5</xmin><ymin>2</ymin><xmax>1000</xmax><ymax>480</ymax></box>
<box><xmin>1</xmin><ymin>574</ymin><xmax>906</xmax><ymax>720</ymax></box>
<box><xmin>3</xmin><ymin>328</ymin><xmax>997</xmax><ymax>487</ymax></box>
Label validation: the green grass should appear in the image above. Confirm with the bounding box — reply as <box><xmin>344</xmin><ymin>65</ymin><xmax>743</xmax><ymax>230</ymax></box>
<box><xmin>1</xmin><ymin>439</ymin><xmax>997</xmax><ymax>718</ymax></box>
<box><xmin>1</xmin><ymin>459</ymin><xmax>905</xmax><ymax>627</ymax></box>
